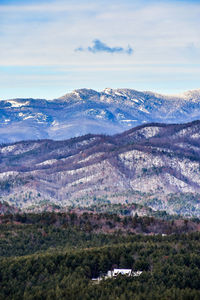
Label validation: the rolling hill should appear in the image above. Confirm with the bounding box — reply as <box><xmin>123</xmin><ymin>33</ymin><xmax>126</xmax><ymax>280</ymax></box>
<box><xmin>0</xmin><ymin>120</ymin><xmax>200</xmax><ymax>217</ymax></box>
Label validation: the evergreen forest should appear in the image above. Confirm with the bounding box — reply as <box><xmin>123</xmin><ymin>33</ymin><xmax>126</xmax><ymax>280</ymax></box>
<box><xmin>0</xmin><ymin>212</ymin><xmax>200</xmax><ymax>300</ymax></box>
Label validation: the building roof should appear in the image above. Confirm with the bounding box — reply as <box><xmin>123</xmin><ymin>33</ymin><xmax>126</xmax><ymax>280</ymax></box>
<box><xmin>113</xmin><ymin>269</ymin><xmax>132</xmax><ymax>275</ymax></box>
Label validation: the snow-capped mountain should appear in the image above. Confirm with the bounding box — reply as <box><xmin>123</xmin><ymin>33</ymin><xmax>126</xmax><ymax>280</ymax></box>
<box><xmin>1</xmin><ymin>88</ymin><xmax>200</xmax><ymax>143</ymax></box>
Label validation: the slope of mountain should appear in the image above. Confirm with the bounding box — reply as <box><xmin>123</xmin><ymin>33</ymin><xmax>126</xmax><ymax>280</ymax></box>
<box><xmin>0</xmin><ymin>121</ymin><xmax>200</xmax><ymax>216</ymax></box>
<box><xmin>1</xmin><ymin>88</ymin><xmax>200</xmax><ymax>143</ymax></box>
<box><xmin>0</xmin><ymin>201</ymin><xmax>19</xmax><ymax>215</ymax></box>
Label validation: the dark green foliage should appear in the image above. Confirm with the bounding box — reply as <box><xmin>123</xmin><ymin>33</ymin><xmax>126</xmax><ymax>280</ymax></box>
<box><xmin>0</xmin><ymin>212</ymin><xmax>200</xmax><ymax>299</ymax></box>
<box><xmin>0</xmin><ymin>212</ymin><xmax>199</xmax><ymax>257</ymax></box>
<box><xmin>0</xmin><ymin>233</ymin><xmax>200</xmax><ymax>299</ymax></box>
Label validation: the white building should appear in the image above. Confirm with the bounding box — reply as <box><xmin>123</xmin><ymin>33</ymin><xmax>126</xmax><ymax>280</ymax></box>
<box><xmin>92</xmin><ymin>268</ymin><xmax>142</xmax><ymax>282</ymax></box>
<box><xmin>108</xmin><ymin>269</ymin><xmax>132</xmax><ymax>277</ymax></box>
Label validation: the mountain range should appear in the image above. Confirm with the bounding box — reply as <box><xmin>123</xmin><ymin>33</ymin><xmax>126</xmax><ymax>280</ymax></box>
<box><xmin>1</xmin><ymin>88</ymin><xmax>200</xmax><ymax>143</ymax></box>
<box><xmin>0</xmin><ymin>120</ymin><xmax>200</xmax><ymax>217</ymax></box>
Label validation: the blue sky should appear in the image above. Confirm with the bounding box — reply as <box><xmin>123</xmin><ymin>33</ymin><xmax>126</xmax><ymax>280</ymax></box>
<box><xmin>0</xmin><ymin>0</ymin><xmax>200</xmax><ymax>99</ymax></box>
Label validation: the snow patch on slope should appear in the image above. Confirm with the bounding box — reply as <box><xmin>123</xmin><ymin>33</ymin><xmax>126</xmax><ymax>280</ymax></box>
<box><xmin>37</xmin><ymin>159</ymin><xmax>58</xmax><ymax>166</ymax></box>
<box><xmin>7</xmin><ymin>100</ymin><xmax>29</xmax><ymax>107</ymax></box>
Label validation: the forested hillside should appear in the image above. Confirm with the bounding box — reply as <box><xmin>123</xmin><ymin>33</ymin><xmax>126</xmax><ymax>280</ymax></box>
<box><xmin>1</xmin><ymin>120</ymin><xmax>200</xmax><ymax>217</ymax></box>
<box><xmin>0</xmin><ymin>212</ymin><xmax>200</xmax><ymax>299</ymax></box>
<box><xmin>0</xmin><ymin>211</ymin><xmax>199</xmax><ymax>257</ymax></box>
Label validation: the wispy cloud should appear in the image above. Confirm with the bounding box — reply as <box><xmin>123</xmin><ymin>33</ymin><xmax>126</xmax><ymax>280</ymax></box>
<box><xmin>0</xmin><ymin>2</ymin><xmax>97</xmax><ymax>13</ymax></box>
<box><xmin>75</xmin><ymin>39</ymin><xmax>133</xmax><ymax>55</ymax></box>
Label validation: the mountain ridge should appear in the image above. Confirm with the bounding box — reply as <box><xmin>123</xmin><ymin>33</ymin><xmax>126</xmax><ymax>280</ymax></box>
<box><xmin>0</xmin><ymin>120</ymin><xmax>200</xmax><ymax>217</ymax></box>
<box><xmin>1</xmin><ymin>87</ymin><xmax>200</xmax><ymax>143</ymax></box>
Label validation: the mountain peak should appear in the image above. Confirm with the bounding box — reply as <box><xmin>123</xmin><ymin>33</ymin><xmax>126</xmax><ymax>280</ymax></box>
<box><xmin>179</xmin><ymin>89</ymin><xmax>200</xmax><ymax>101</ymax></box>
<box><xmin>58</xmin><ymin>88</ymin><xmax>99</xmax><ymax>101</ymax></box>
<box><xmin>103</xmin><ymin>88</ymin><xmax>113</xmax><ymax>94</ymax></box>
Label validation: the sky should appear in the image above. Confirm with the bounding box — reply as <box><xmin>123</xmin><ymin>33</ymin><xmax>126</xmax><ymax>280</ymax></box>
<box><xmin>0</xmin><ymin>0</ymin><xmax>200</xmax><ymax>99</ymax></box>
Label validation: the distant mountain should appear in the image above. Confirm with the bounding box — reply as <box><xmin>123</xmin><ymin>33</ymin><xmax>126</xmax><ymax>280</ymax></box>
<box><xmin>1</xmin><ymin>88</ymin><xmax>200</xmax><ymax>143</ymax></box>
<box><xmin>0</xmin><ymin>120</ymin><xmax>200</xmax><ymax>217</ymax></box>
